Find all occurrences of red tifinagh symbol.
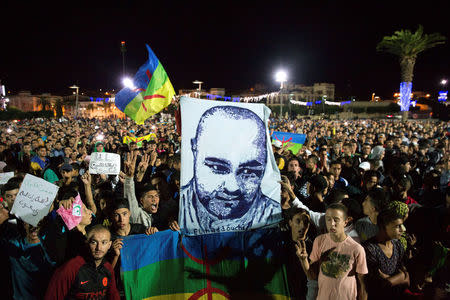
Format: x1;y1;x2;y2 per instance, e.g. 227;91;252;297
274;135;293;146
136;68;166;112
180;240;231;300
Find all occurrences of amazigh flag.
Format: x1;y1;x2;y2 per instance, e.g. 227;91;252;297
115;44;176;124
271;131;306;155
121;229;291;299
123;133;157;147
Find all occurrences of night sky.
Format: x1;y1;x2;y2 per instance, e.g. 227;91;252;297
1;1;449;100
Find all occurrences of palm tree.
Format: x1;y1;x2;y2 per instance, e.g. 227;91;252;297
55;98;63;118
38;97;51;111
377;25;446;121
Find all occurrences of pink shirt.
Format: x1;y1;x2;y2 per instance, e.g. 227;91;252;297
310;233;368;300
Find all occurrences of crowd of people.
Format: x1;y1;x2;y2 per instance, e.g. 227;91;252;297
0;114;449;300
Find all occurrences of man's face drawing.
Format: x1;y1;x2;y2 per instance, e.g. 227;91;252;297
192;107;267;220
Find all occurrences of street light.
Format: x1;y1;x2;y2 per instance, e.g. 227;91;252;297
193;80;203;93
70;85;79;119
275;70;287;120
122;77;135;89
441;79;447;86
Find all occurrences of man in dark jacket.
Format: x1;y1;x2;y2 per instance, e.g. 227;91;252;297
45;224;120;300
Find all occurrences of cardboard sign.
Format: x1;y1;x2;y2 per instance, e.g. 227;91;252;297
10;174;59;227
89;152;121;175
0;172;14;185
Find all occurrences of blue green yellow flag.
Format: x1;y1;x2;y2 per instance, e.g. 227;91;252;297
121;229;291;299
115;44;175;124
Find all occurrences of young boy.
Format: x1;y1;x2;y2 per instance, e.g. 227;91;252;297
296;203;368;300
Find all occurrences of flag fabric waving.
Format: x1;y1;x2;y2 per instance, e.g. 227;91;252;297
115;44;176;124
123;133;157;147
271;131;306;155
120;229;291;299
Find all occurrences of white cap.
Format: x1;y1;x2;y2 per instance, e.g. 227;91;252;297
273;140;282;148
359;161;371;171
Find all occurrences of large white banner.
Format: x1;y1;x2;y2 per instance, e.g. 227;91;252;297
179;97;281;235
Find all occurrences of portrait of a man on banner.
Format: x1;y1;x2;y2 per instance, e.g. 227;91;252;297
179;97;281;235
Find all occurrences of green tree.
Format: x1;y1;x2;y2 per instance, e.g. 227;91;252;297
377;25;446;121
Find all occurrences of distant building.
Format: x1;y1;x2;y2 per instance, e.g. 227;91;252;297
7;91;124;118
8;91;62;111
266;83;335;105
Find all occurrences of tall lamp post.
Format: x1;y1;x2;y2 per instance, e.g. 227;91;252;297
70;85;79;119
275;71;287;120
193;80;203;98
121;41;126;77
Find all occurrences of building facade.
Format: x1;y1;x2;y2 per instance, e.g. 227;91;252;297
266;83;335;105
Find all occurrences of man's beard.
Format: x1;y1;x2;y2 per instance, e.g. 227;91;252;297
198;190;254;220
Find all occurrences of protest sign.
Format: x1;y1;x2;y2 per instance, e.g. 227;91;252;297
89;152;121;175
56;194;83;230
0;172;14;185
179;97;281;236
10;174;59;227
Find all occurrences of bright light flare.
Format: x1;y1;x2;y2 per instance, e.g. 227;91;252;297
123;78;135;89
441;79;448;85
7;128;12;133
275;70;287;83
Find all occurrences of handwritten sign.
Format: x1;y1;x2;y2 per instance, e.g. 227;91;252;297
10;174;59;227
89;152;121;175
0;172;14;185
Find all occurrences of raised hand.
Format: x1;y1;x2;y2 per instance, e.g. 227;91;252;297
124;151;137;178
137;154;150;174
59;197;75;210
81;171;92;185
112;238;124;257
295;240;308;261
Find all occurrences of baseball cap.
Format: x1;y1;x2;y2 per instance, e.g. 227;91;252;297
273;140;282;148
358;161;371;171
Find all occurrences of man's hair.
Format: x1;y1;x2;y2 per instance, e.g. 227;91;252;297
138;184;158;200
330;160;342;167
377;208;403;231
363;170;379;181
2;181;20;194
326;188;348;205
326;202;348;218
86;224;111;241
309;174;328;193
287;206;310;221
110;197;130;212
366;187;387;212
71;162;80;171
37;145;46;151
307;155;319;165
